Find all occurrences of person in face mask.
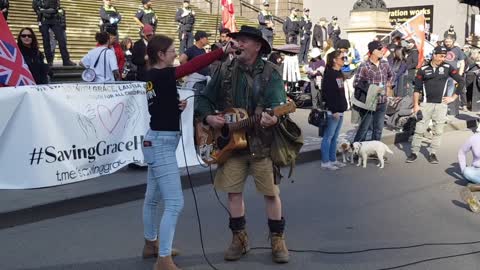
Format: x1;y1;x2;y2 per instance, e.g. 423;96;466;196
404;39;418;96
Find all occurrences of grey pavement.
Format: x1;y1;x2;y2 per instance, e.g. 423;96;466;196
1;130;480;270
0;109;478;229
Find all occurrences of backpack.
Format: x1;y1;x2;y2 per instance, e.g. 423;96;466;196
270;115;303;180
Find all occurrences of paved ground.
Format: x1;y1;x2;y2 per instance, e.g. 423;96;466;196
2;130;480;270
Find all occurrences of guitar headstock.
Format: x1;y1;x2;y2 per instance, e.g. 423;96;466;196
271;101;296;117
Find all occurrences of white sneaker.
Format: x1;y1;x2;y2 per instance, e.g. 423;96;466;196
321;162;339;170
332;161;347;168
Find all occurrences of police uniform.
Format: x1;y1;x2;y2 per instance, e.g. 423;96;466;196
258;3;274;47
32;0;74;66
409;46;465;161
283;13;300;45
100;3;121;35
135;4;157;33
298;11;312;64
175;4;195;54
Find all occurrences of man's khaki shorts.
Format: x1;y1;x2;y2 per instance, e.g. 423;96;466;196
214;153;279;196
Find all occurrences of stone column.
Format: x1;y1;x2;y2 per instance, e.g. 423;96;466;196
345;9;393;57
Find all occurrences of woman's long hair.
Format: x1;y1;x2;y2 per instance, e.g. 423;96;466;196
120;37;133;52
147;34;174;67
17;27;39;51
326;50;343;69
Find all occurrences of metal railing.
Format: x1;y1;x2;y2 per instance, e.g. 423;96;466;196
203;0;213;14
238;0;285;24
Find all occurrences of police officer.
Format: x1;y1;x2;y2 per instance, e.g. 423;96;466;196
0;0;9;21
283;7;300;45
258;1;274;47
32;0;75;66
99;0;121;35
175;0;195;54
298;7;312;65
134;0;157;34
328;16;341;47
406;46;465;164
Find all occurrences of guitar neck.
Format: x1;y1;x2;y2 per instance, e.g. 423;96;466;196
228;115;260;132
226;103;295;132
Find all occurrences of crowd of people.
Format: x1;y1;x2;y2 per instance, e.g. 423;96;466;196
7;1;480;269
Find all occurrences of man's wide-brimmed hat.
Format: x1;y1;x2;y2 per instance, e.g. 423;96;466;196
228;25;272;54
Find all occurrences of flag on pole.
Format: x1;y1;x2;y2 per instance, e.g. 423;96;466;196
0;13;36;87
397;13;426;68
221;0;237;32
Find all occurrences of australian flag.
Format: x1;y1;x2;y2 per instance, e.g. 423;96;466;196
0;14;36;87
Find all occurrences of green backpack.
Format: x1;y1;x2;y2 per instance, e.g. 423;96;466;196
271;115;304;181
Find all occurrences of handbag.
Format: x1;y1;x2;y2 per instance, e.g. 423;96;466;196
82;48;108;82
308;108;327;128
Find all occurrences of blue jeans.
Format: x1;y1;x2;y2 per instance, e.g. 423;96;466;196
142;129;184;257
354;102;387;142
464;167;480;184
321;114;343;162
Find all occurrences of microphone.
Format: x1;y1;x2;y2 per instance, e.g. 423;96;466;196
228;41;242;55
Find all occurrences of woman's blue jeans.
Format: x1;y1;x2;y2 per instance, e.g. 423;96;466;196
321;114;343;162
142;130;184;257
464;167;480;184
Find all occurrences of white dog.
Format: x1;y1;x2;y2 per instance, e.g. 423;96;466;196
352;141;393;169
336;139;353;163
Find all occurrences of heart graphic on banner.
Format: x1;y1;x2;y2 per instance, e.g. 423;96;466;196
97;103;124;134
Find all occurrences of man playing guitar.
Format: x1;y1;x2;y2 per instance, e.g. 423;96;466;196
195;25;290;264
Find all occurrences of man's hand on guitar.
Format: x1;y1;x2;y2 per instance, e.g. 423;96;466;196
206;114;225;129
260;112;278;128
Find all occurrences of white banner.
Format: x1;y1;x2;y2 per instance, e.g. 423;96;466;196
0;83;199;189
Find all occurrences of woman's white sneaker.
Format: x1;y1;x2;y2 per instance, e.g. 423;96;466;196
332;161;347;168
321;162;339;170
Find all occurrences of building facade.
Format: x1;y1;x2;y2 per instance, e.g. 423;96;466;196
303;0;479;46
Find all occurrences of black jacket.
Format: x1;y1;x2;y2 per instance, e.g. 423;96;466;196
321;68;348;113
175;8;195;32
406;48;419;70
312;24;328;48
283;16;300;35
19;46;49;84
414;62;465;103
132;39;147;82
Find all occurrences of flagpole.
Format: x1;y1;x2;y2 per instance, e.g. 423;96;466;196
380;12;424;42
215;0;221;42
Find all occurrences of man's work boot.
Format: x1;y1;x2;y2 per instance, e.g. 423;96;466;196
270;232;289;263
153;255;181;270
224;229;250;261
268;217;289;263
142;239;180;259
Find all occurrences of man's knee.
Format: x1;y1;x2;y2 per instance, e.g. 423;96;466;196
228;192;243;202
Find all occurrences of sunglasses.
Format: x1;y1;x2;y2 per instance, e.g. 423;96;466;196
20;34;32;38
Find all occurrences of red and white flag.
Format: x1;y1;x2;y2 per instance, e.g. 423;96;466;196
397;13;426;68
222;0;237;32
0;13;36;87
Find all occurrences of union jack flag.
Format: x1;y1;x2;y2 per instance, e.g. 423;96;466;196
397;13;426;69
0;14;36;87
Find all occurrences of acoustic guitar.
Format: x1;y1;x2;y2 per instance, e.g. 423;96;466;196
195;102;296;165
